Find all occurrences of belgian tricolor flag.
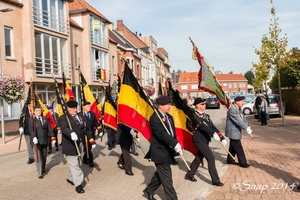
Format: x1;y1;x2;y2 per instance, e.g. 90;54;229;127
117;63;154;142
62;72;75;102
168;82;198;155
53;77;68;116
79;70;101;121
103;88;117;131
35;93;57;130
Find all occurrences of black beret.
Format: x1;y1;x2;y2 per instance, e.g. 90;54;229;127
66;100;78;108
83;101;91;106
156;95;171;105
193;97;206;106
234;96;245;101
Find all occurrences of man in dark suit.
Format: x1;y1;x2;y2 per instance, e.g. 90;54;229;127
82;101;99;167
19;102;35;164
185;97;225;186
59;100;96;194
254;92;262;122
117;124;135;176
143;95;182;200
28;105;55;179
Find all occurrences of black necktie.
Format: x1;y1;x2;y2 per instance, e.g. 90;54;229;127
86;112;90;119
39;117;43;125
165;115;174;137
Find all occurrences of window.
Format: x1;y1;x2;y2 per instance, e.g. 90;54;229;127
191;84;198;89
74;44;79;70
33;0;67;33
4;27;13;58
233;83;237;88
35;32;68;77
181;85;188;90
229;83;232;88
239;83;245;88
223;83;227;88
92;48;107;81
90;15;107;48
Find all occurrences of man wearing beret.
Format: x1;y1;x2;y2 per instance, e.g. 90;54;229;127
185;97;225;186
59;100;96;194
82;101;99;167
225;96;252;168
143;95;182;200
46;104;60;154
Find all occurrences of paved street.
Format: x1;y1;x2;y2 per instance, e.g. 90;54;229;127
0;107;299;200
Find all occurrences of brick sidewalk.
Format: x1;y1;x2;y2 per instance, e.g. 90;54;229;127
0;113;299;199
207;115;300;200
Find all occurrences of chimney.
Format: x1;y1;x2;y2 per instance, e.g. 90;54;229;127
135;31;137;36
139;33;141;36
117;20;123;32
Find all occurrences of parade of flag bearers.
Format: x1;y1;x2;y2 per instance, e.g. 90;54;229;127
1;0;300;199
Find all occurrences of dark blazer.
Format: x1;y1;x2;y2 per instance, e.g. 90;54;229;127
84;111;99;138
192;112;219;143
28;116;54;145
59;112;93;156
145;112;178;164
117;124;133;146
19;110;31;136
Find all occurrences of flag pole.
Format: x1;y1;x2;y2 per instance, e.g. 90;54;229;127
121;59;191;171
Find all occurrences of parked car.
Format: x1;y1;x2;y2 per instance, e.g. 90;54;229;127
206;96;220;109
241;95;256;115
253;94;286;118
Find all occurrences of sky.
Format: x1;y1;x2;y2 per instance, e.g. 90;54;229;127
87;0;300;75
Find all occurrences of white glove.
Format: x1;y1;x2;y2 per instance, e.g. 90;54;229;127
92;144;96;149
174;143;182;155
70;132;78;141
19;127;24;135
136;138;140;142
213;132;220;141
57;129;61;134
99;131;103;137
130;129;135;136
246;126;252;134
51;140;56;146
33;137;38;144
222;139;227;146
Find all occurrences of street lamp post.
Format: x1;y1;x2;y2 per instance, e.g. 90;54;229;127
0;6;13;144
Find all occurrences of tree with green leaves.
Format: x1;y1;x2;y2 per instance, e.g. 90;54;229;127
253;0;288;125
286;47;300;86
244;70;255;85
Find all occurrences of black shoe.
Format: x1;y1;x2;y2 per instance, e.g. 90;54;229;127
143;189;156;200
125;171;134;176
66;179;74;185
134;152;139;156
185;174;197;182
118;164;125;170
59;143;62;146
38;175;44;179
226;160;239;165
56;147;59;151
108;146;112;150
75;185;85;194
27;159;34;164
240;163;251;168
212;181;224;186
89;163;95;168
48;150;52;154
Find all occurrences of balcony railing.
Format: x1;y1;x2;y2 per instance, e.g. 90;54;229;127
32;6;69;34
35;57;70;78
92;67;109;82
90;31;108;48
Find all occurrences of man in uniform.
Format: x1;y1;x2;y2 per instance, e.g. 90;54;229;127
82;101;99;167
28;105;55;179
254;92;262;122
225;96;252;168
143;95;182;200
47;104;60;153
59;100;96;194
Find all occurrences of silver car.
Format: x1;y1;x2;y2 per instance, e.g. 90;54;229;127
241;94;256;115
253;94;286;118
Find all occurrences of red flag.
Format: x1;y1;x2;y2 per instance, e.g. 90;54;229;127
35;94;56;130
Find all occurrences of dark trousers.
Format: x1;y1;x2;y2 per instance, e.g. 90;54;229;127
106;128;116;147
145;163;178;200
48;130;58;151
187;142;220;183
34;144;47;176
83;142;93;164
227;139;247;165
117;145;132;173
260;113;267;125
